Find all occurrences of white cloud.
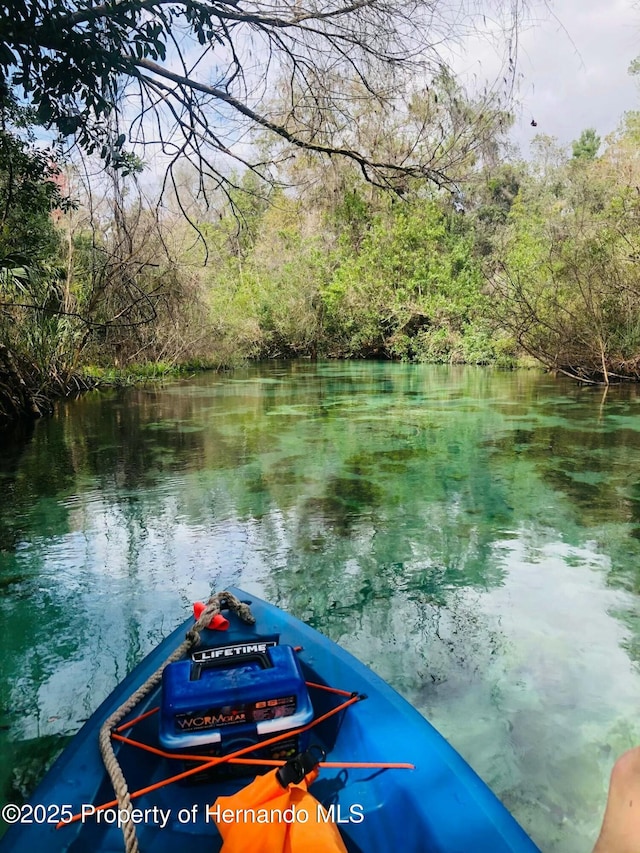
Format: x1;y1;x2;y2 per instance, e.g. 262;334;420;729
512;0;639;152
449;0;638;156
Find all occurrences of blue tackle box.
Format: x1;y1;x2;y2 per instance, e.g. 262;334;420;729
159;640;314;771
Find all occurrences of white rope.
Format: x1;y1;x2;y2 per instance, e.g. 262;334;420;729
97;592;255;852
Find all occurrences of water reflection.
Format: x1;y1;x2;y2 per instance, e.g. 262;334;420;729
2;363;640;850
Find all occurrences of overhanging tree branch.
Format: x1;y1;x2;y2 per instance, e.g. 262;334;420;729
134;57;453;189
1;0;528;203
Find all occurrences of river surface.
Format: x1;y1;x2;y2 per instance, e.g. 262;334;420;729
2;362;640;851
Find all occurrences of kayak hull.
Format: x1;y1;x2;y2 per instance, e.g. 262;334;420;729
0;589;540;852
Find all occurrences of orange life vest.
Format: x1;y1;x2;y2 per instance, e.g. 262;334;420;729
211;767;348;853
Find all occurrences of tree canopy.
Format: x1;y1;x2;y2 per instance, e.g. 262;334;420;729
571;128;600;160
0;0;525;197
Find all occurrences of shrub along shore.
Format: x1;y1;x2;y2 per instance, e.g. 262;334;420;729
4;112;640;426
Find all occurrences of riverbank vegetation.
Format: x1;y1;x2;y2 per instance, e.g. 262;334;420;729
2;0;640;422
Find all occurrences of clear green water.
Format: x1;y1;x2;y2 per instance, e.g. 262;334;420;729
2;361;640;851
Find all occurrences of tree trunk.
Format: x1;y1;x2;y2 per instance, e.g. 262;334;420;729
0;345;45;424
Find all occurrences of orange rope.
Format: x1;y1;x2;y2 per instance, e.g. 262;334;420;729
114;706;159;733
305;681;354;697
111;733;208;762
224;759;415;769
110;735;414;770
59;694;361;828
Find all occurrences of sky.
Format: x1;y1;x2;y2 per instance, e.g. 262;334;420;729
502;0;639;154
104;0;640;189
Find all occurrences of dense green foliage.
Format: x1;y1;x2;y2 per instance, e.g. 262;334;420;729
5;50;640;422
571;128;600;160
492;128;640;382
185;107;640;383
198;181;516;366
0;100;74;419
319;203;493;362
